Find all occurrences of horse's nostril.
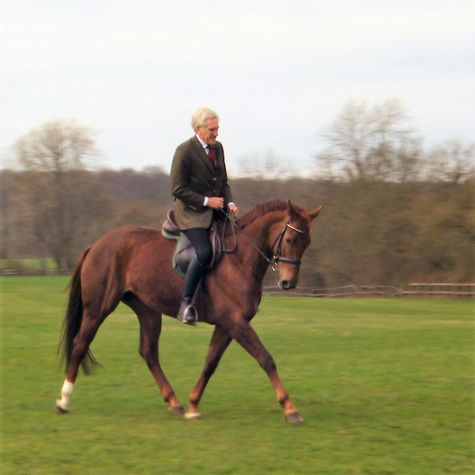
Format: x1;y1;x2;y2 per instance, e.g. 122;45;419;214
281;280;290;289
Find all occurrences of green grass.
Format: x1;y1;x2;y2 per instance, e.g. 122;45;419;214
0;258;57;271
1;276;474;474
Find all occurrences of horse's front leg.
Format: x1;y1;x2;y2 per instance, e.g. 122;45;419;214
230;321;304;424
185;325;231;420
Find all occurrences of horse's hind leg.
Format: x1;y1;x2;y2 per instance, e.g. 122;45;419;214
126;295;184;414
56;310;104;413
56;269;122;414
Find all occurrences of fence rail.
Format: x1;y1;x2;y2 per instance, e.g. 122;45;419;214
1;268;473;298
263;283;475;298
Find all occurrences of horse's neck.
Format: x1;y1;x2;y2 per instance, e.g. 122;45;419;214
232;211;283;279
240;212;280;248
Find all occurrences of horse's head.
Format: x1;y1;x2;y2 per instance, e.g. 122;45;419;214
271;200;323;290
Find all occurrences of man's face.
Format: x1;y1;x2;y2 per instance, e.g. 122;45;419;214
196;118;219;145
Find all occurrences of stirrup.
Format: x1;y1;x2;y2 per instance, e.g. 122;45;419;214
177;302;198;326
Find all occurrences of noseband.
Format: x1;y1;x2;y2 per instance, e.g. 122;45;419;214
270;219;306;272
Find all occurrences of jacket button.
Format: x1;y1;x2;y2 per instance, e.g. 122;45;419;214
213;177;217;181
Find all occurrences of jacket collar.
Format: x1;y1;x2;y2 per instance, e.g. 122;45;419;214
191;136;220;173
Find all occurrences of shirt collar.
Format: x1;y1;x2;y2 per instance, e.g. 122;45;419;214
195;134;208;150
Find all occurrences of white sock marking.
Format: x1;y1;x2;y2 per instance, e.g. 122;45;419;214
56;379;74;411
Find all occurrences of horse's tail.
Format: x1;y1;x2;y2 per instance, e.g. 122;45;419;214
59;247;99;374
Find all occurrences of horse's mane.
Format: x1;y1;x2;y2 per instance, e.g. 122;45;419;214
219;199;308;237
236;199;286;229
230;199;305;230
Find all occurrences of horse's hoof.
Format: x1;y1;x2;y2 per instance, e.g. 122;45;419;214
285;412;304;424
55;401;69;414
184;411;201;420
169;406;185;415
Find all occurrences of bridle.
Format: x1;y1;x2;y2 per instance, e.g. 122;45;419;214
269;219;306;271
220;210;307;273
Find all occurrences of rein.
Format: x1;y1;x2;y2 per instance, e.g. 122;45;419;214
219;209;305;272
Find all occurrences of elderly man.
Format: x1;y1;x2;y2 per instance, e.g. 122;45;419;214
170;107;239;325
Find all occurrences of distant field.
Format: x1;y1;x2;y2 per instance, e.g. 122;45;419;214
0;258;57;271
1;276;473;474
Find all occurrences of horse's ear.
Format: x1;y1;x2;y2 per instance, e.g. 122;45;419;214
309;205;324;220
287;200;298;217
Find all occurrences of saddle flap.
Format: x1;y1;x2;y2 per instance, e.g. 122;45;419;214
175;223;223;277
161;209;181;238
161;210;225;278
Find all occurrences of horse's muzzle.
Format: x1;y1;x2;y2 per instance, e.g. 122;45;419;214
279;279;295;290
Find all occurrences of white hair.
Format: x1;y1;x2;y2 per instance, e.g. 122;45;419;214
191;107;220;130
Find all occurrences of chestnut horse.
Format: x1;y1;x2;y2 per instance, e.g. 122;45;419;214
56;199;322;423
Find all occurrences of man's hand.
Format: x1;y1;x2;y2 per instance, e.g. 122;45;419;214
228;203;239;216
208;197;224;209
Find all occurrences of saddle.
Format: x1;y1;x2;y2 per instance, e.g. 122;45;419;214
161;210;224;278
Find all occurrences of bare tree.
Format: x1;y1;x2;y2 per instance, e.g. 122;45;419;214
15;119;102;270
316;99;422;182
424;140;475;183
16;119;98;172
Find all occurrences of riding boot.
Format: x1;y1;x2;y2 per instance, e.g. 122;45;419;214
178;257;206;325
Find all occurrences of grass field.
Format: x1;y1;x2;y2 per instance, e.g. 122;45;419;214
0;258;58;272
1;276;473;474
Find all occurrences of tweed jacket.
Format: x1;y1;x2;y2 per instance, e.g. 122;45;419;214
170;136;234;230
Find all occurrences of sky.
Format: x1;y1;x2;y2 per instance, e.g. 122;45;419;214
1;0;474;176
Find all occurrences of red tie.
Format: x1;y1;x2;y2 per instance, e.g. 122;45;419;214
207;146;217;165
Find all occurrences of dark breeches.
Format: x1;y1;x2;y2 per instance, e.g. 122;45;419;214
183;227;212;267
182;227;212;302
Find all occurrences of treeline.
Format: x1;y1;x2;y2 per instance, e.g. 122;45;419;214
2;100;473;286
1;168;473;287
